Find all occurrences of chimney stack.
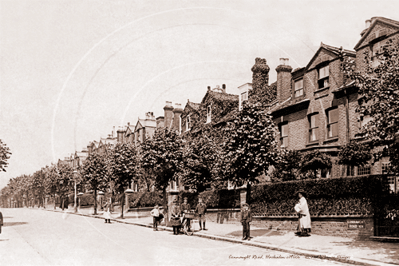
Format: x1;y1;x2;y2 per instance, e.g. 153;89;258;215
163;101;174;129
207;86;211;91
222;84;226;93
173;103;183;133
365;19;371;29
117;126;125;143
276;58;293;103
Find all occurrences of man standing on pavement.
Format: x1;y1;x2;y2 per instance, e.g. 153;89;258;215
0;210;3;234
195;198;207;230
241;203;252;240
181;197;191;231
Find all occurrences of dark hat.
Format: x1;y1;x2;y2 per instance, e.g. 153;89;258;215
172;198;178;203
183;197;188;200
296;190;306;197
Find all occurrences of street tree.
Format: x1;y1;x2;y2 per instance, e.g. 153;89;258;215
344;38;399;173
141;127;184;211
182;125;224;192
0;139;11;172
54;162;74;210
222;101;281;200
108;142;139;218
82;152;108;215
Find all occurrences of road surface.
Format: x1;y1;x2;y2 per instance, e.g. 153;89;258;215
0;208;350;266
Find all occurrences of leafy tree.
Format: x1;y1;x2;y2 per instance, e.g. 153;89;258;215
222;101;281;200
300;150;332;179
141;127;184;210
54;162;74;210
108;142;139;218
182;126;223;192
82;152;108;215
0;139;11;172
270;149;303;182
344;38;399;173
338;142;372;167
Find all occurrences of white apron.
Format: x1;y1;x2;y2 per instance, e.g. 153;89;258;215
294;197;311;229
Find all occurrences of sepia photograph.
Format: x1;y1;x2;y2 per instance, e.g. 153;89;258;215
1;0;399;265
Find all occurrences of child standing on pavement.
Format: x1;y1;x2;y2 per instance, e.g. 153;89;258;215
150;205;160;231
241;203;252;241
103;201;111;224
195;198;207;230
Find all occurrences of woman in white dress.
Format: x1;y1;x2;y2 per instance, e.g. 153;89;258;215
294;191;311;236
103;201;112;223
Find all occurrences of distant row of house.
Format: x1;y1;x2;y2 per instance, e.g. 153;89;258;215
61;16;399;193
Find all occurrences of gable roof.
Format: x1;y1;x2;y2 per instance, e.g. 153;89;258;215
354;17;399;50
305;43;355;70
201;90;239;104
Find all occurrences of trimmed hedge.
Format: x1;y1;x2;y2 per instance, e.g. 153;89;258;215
250;175;389;201
250;175;389;216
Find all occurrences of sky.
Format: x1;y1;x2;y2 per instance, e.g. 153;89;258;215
1;0;398;189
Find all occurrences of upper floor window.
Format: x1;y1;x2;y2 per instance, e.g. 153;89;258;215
241;91;248;102
279;123;288;147
294;79;304;97
318;65;329;90
206;105;211;123
186;115;191;131
309;113;319;142
327;108;338;138
341;165;355;177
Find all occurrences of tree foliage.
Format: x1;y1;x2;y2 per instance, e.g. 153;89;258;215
141;127;184;190
300;150;332;178
344;38;399;172
0;139;11;172
82;152;108;214
338;142;372;166
270;149;303;182
222;101;280;187
182;126;223;192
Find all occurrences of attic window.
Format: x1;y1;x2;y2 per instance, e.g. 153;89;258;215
186;115;191;131
294;79;303;97
318;65;329;90
206;105;211;123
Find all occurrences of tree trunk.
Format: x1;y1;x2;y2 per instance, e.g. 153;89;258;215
61;197;65;211
120;192;125;219
246;182;252;204
93;189;97;215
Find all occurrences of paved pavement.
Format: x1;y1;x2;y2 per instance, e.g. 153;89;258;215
57;204;399;266
0;208;348;266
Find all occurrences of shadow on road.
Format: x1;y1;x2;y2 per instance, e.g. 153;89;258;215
3;222;28;227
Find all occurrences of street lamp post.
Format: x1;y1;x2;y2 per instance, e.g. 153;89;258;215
73;170;78;213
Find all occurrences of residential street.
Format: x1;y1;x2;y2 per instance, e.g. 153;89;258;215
0;208;350;266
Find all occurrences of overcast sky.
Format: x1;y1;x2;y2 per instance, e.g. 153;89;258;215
1;0;398;189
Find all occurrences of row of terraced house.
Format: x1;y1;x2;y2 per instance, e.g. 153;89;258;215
62;16;399;196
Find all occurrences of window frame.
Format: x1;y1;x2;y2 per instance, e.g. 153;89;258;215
358;164;371;176
279;122;289;147
326;107;339;139
308;113;319;142
186;115;191;131
318;65;330;90
206;105;212;123
294;79;304;98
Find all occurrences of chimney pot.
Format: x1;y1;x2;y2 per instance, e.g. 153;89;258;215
207;86;211;90
222;84;226;89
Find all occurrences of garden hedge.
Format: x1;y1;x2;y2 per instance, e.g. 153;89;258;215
250;175;390;216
